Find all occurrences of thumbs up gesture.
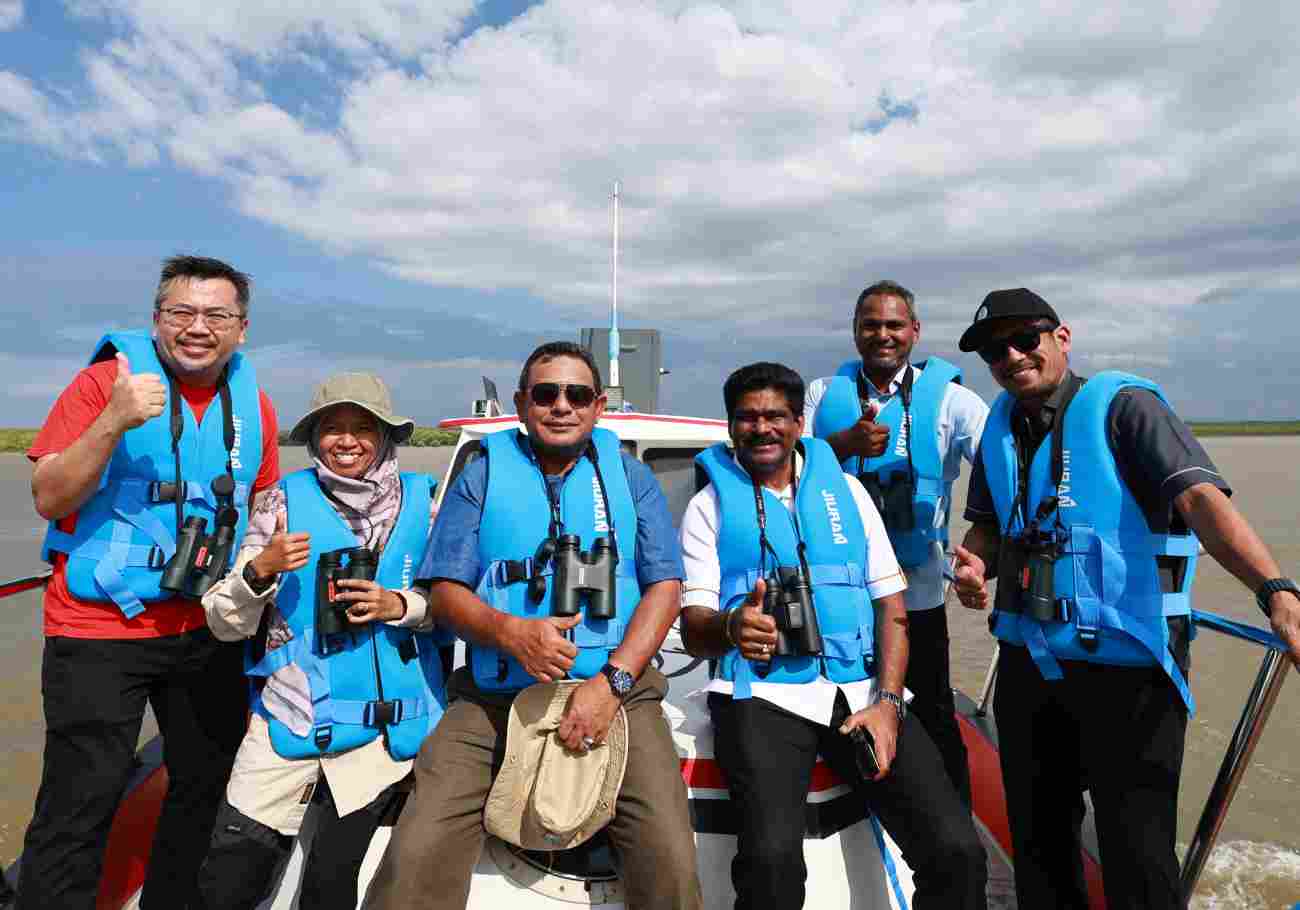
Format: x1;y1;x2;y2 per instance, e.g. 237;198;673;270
730;576;779;662
108;352;167;431
951;545;990;611
249;510;312;578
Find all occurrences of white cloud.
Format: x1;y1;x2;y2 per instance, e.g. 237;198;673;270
0;1;21;30
5;0;1300;388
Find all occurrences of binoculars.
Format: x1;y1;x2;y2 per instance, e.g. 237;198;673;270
994;524;1063;623
549;534;618;621
763;565;824;657
858;470;916;534
315;546;379;649
160;506;239;599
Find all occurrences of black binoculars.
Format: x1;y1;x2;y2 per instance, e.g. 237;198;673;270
858;470;916;533
763;565;824;657
549;534;617;621
159;506;239;599
994;527;1063;623
315;546;378;650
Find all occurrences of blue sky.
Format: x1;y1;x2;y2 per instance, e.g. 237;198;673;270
3;0;1299;427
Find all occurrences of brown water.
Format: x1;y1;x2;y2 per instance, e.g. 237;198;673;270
2;442;1298;907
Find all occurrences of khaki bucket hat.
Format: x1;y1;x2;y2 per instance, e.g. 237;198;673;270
288;372;416;445
484;680;629;851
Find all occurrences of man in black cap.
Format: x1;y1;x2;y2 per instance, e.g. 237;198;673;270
949;288;1300;909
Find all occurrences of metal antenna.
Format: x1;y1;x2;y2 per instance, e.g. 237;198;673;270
609;180;621;389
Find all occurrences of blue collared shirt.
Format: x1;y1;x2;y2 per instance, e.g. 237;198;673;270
417;441;684;590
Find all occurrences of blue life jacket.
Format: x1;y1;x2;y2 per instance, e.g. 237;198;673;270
982;372;1198;712
695;437;875;699
42;330;262;618
247;469;447;761
812;358;961;567
472;427;640;692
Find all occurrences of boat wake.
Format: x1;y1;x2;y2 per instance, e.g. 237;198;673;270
1187;839;1300;909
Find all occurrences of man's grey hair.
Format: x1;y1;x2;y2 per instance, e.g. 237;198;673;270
854;280;917;323
153;255;252;315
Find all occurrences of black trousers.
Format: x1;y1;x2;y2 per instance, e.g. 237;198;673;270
708;692;987;910
993;643;1189;910
194;777;403;910
903;606;971;805
15;630;247;910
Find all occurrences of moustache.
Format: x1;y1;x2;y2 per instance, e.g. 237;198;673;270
744;436;782;448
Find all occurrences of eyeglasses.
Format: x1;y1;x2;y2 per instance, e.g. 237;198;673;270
978;322;1056;364
157;307;245;331
529;382;597;408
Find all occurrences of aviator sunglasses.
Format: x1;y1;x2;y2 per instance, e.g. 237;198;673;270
977;321;1057;365
529;382;597;408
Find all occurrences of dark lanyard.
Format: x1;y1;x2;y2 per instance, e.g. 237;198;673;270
158;350;237;538
856;365;916;480
750;454;806;574
534;438;620;564
1005;378;1079;537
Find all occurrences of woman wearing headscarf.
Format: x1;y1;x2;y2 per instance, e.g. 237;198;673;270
194;373;446;910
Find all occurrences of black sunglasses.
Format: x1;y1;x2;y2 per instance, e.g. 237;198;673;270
529;382;597;408
978;321;1057;365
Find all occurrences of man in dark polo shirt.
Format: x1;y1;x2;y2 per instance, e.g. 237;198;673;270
949;288;1300;910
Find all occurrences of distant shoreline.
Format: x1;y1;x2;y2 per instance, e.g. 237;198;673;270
4;422;1299;453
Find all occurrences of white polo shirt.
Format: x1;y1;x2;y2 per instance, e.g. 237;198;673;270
804;361;988;612
680;451;908;727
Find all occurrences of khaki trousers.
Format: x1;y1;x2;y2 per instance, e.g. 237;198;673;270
364;666;703;910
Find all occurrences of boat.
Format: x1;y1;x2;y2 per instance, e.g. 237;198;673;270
3;404;1293;910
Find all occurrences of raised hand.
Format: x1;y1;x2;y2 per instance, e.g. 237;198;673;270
504;612;582;683
855;413;891;459
249;511;311;578
730;577;779;662
951;544;989;611
108;352;166;431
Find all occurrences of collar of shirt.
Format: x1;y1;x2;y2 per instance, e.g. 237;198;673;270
1013;369;1082;453
730;447;803;506
857;362;911;400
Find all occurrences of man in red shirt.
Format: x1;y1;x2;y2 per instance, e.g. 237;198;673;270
18;256;280;910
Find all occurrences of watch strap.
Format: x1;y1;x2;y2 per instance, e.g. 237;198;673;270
877;690;906;722
1255;577;1300;618
600;662;635;697
243;561;275;594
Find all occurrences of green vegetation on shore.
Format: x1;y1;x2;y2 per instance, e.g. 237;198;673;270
0;429;37;453
1186;421;1300;437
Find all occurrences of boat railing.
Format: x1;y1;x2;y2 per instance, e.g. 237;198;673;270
973;605;1294;902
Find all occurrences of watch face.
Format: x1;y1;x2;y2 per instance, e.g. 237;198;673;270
604;665;634;695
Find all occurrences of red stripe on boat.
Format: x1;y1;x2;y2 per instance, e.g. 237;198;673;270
96;766;167;910
680;757;843;793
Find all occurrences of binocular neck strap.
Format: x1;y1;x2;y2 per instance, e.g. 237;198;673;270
155;346;239;539
856;365;917;479
585;443;621;565
749;457;805;576
1008;376;1081;536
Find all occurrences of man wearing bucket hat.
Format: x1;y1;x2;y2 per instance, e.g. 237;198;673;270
950;289;1300;909
20;255;279;910
193;372;448;910
365;341;702;910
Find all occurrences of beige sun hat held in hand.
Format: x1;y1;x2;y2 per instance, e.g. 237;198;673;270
484;680;629;851
287;372;416;444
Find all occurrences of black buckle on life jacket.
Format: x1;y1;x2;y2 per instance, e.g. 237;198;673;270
496;656;509;682
148;481;179;503
501;560;531;585
365;700;402;727
1077;622;1100;653
147;545;167;569
314;725;333;751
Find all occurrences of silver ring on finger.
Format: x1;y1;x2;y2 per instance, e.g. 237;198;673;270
582;736;595;749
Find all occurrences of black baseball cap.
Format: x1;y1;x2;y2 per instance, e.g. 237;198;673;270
958;288;1061;353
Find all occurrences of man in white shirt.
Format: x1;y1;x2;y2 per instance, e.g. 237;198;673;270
679;362;986;910
806;280;988;805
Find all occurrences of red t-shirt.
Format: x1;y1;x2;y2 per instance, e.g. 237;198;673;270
28;359;281;639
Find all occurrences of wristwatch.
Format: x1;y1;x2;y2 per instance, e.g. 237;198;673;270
600;663;636;699
1255;577;1300;618
243;561;276;594
877;690;906;723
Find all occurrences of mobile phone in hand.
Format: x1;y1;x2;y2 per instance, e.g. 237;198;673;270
849;726;880;779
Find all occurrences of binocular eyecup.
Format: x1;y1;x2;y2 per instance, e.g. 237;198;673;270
762;564;823;657
315;546;379;651
550;534;617;621
159;505;239;599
